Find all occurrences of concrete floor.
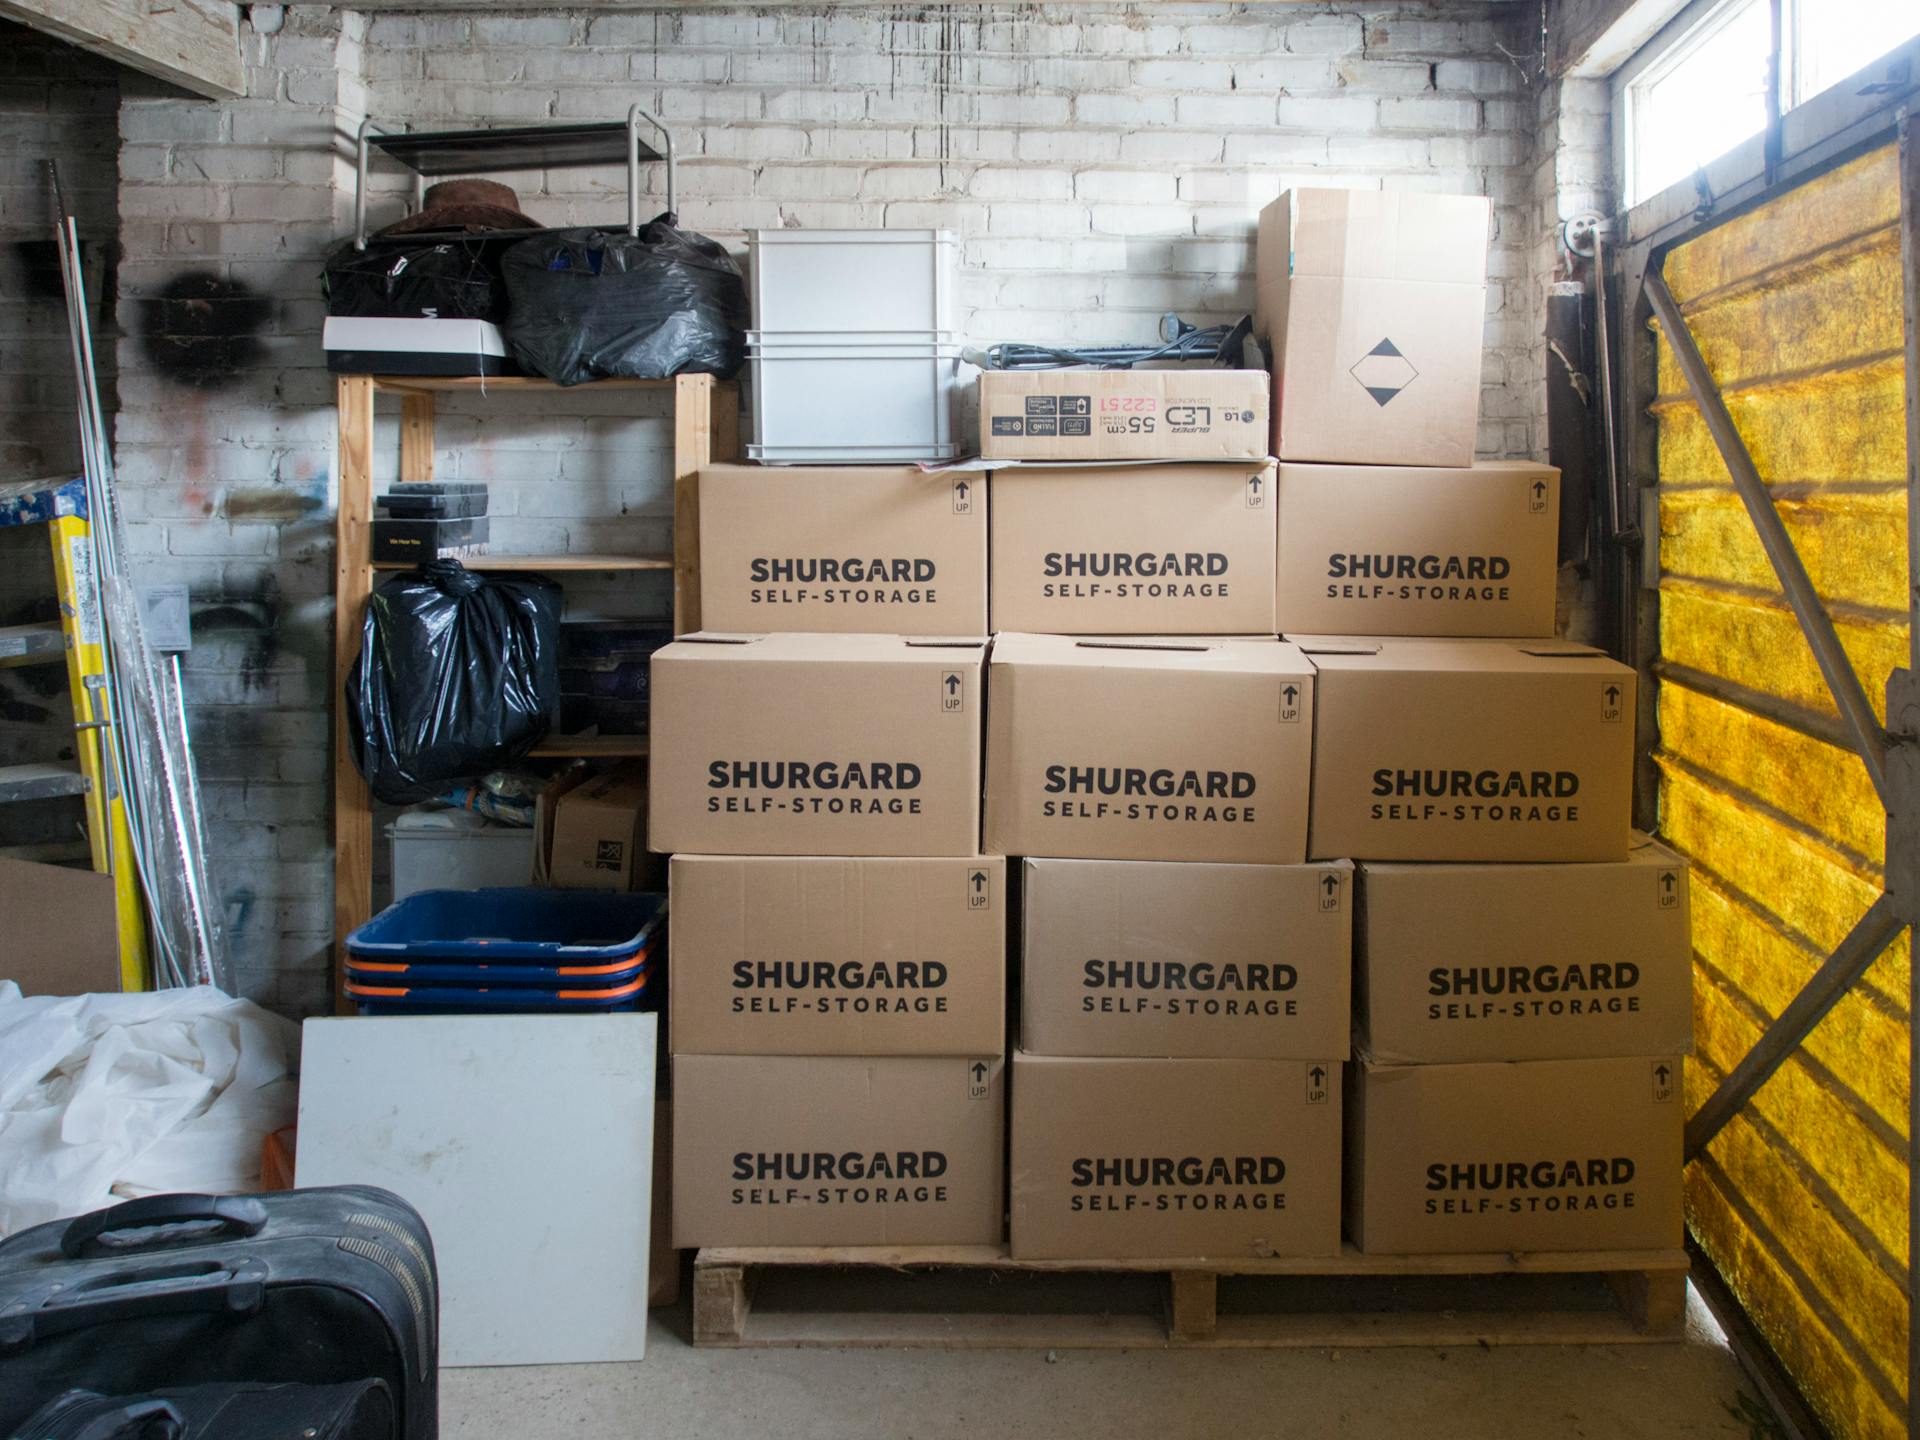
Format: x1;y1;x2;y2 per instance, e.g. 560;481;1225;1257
442;1286;1761;1439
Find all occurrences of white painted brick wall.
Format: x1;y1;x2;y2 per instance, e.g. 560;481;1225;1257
111;1;1558;1015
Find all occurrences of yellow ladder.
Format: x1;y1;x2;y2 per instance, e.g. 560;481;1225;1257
0;477;150;990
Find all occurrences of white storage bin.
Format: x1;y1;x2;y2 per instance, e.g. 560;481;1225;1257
749;229;958;336
389;808;537;901
747;333;963;464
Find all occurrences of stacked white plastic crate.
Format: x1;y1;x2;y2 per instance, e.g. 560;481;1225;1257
746;229;964;464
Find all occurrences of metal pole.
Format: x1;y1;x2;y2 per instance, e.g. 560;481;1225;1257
1644;266;1894;803
1684;892;1905;1161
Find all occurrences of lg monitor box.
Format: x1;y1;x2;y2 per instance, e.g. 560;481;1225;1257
1021;858;1350;1059
1010;1051;1342;1260
979;369;1269;462
1346;1055;1684;1254
1298;637;1634;863
649;633;985;858
1275;462;1559;637
673;1053;1005;1248
984;634;1314;864
697;465;987;636
1358;838;1693;1064
669;854;1006;1057
989;462;1278;635
1255;189;1490;468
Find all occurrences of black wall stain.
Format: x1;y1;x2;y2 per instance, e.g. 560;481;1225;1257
138;272;269;390
191;572;283;689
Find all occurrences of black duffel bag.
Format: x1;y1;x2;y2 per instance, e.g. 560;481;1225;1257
324;235;509;321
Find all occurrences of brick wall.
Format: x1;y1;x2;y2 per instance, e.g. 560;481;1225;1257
113;2;1552;1014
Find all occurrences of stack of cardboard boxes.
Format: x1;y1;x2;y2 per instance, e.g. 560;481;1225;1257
650;187;1691;1264
1258;188;1691;1257
653;472;1006;1247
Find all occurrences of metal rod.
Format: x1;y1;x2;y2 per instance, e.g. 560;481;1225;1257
627;104;675;231
1645;266;1893;803
1592;228;1624;543
1684;892;1905;1161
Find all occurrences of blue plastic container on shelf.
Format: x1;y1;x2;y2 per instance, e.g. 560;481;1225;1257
342;886;665;1016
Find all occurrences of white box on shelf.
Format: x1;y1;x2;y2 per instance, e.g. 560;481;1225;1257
747;332;964;464
748;228;958;335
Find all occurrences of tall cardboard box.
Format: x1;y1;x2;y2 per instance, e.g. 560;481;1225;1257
1255;189;1490;468
649;633;985;858
670;854;1006;1056
990;462;1278;635
1358;838;1693;1064
979;370;1268;462
1275;461;1559;637
1299;636;1634;863
697;465;987;636
1021;858;1350;1059
1346;1056;1684;1254
984;634;1314;864
1010;1051;1343;1260
546;764;653;891
672;1053;1005;1247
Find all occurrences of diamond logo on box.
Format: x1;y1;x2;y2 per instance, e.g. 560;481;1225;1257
1350;337;1419;407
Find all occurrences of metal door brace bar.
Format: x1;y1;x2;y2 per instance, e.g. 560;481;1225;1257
1644;267;1893;804
1684;891;1903;1161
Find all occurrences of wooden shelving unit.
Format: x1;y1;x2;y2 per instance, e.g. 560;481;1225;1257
330;370;738;997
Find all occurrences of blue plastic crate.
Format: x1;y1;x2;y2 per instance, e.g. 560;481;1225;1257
346;966;651;1015
345;886;665;965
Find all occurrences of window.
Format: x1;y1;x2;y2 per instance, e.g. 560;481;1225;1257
1617;0;1920;207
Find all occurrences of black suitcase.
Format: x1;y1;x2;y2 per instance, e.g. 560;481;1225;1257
12;1380;393;1440
0;1190;437;1440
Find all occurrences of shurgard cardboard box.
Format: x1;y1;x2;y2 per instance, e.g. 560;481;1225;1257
984;634;1314;864
697;465;987;636
547;763;653;891
1010;1051;1342;1260
649;633;985;858
669;854;1006;1057
1347;1055;1684;1254
1255;189;1491;468
1275;461;1559;637
1358;837;1693;1064
989;462;1278;635
979;370;1269;462
1298;637;1634;863
1021;858;1351;1059
672;1053;1005;1247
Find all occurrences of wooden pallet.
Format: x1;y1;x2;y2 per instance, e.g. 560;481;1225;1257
692;1243;1690;1350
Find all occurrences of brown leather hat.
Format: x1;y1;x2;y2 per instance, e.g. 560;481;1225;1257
378;178;541;236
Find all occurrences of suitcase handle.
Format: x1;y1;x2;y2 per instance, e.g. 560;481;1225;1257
60;1194;269;1259
0;1259;269;1349
67;1398;186;1440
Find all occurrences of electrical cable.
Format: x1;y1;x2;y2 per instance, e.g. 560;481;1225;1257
969;313;1254;371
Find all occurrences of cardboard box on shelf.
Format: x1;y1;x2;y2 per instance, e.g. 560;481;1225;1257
1009;1050;1342;1261
1358;837;1693;1064
1346;1055;1684;1255
697;465;988;636
1275;461;1560;638
989;462;1278;635
669;854;1006;1057
546;763;658;891
1255;189;1491;468
1021;857;1351;1059
978;369;1269;462
672;1053;1005;1248
649;633;985;858
1298;636;1634;863
984;633;1314;865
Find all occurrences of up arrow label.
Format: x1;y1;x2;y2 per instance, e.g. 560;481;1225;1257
1657;870;1680;909
971;1061;987;1082
1529;477;1549;513
1319;871;1340;911
1280;681;1302;724
940;671;964;713
967;868;990;909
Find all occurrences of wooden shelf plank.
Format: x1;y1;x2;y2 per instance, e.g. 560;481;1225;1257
372;553;672;572
370;375;678;394
528;735;650;759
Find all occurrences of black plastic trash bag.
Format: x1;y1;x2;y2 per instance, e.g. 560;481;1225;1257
323;236;510;321
347;560;562;805
501;217;748;386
